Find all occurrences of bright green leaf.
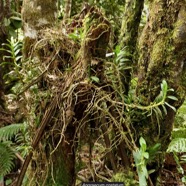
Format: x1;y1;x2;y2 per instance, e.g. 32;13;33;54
167;95;178;101
165;102;176;112
90;76;100;83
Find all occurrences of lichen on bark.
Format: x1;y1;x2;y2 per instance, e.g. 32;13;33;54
21;0;58;58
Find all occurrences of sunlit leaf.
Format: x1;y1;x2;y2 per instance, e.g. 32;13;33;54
90;76;100;83
165;102;176;112
167;95;178;101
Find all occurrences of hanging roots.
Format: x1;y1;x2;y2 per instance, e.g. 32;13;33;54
18;5;136;184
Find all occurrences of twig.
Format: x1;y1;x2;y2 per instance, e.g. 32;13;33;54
15;97;58;186
15;152;24;163
148;176;154;186
17;70;47;97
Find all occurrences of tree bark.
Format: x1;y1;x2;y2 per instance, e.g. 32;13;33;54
136;0;186;183
119;0;144;94
63;0;72;21
0;0;11;108
19;0;59;185
21;0;58;58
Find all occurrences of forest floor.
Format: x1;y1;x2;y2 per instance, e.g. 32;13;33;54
4;148;186;186
160;153;186;186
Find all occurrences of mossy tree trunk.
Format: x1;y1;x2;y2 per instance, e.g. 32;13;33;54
0;0;11;109
21;0;58;58
119;0;144;100
20;1;67;185
112;0;144;171
120;0;144;54
136;0;186;183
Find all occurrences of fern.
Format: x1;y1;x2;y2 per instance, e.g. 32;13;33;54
0;123;26;142
0;123;28;176
0;143;15;177
167;138;186;153
0;39;22;68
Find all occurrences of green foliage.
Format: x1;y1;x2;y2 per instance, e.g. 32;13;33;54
167;137;186;182
5;14;22;38
0;38;22;70
172;128;186;139
154;79;177;112
133;137;149;186
107;46;177;121
105;45;132;96
140;2;149;28
166;100;186;184
3;0;22;38
146;143;161;163
152;80;177;133
90;76;100;83
0;122;29;177
127;80;177;126
1;1;183;184
111;171;137;186
0;123;26;142
167;138;186;153
106;45;178;148
114;45;132;70
0;38;23;93
68;28;83;43
133;137;161;186
174;100;186;128
0;142;15;177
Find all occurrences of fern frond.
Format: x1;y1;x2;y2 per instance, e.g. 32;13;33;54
167;138;186;153
0;123;25;141
0;143;15;176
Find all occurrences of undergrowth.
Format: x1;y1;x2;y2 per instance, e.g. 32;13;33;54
0;7;184;186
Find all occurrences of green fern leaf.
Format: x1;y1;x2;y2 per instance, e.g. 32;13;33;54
167;138;186;152
0;123;26;142
0;143;15;176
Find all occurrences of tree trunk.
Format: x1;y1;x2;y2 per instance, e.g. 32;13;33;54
21;0;58;58
119;0;144;94
136;0;186;183
18;1;60;185
63;0;72;21
114;0;144;170
0;0;11;108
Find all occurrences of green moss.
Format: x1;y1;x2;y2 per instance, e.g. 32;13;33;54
149;37;167;71
173;7;186;45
